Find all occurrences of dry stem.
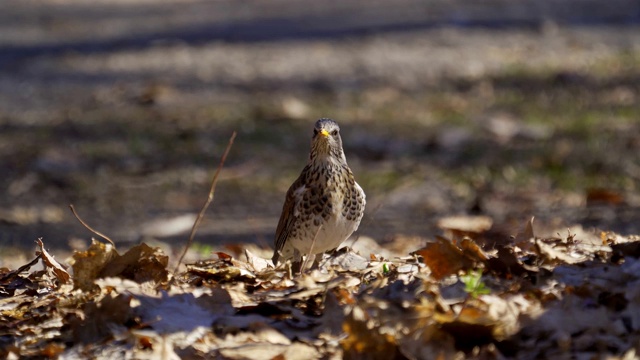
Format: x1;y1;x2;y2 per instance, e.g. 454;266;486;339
69;204;116;246
174;131;237;273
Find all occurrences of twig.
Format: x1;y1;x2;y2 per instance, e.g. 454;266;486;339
69;204;116;246
174;131;237;273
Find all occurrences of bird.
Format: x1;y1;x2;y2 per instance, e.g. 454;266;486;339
272;118;366;271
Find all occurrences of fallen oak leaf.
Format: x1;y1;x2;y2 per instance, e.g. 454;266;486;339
35;238;70;284
101;243;169;284
414;236;476;280
70;239;118;291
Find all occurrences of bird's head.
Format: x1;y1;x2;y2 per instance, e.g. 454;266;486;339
309;118;346;163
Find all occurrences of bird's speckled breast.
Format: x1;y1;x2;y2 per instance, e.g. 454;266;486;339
287;161;365;255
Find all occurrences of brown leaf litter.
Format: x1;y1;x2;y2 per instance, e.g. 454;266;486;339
1;218;640;359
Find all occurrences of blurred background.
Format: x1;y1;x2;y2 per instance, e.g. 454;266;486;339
1;0;639;267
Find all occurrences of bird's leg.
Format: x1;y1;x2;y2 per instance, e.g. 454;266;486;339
292;248;303;274
307;254;317;269
299;225;322;274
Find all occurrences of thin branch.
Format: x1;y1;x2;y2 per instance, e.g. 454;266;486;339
174;131;237;273
69;204;116;246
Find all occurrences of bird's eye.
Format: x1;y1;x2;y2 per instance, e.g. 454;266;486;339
313;129;319;135
331;129;338;136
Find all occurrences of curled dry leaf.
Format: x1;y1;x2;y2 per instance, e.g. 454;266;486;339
35;238;70;284
244;248;271;272
514;216;535;251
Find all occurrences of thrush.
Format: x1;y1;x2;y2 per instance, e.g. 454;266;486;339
272;118;366;269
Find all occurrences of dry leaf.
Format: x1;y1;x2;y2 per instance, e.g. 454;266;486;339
245;249;271;272
70;239;118;291
586;188;625;206
486;246;529;277
69;293;134;344
130;330;182;360
101;243;169;284
325;250;369;271
341;305;399;360
437;215;493;233
459;237;489;262
415;236;475;280
439;307;495;352
136;290;233;334
514;217;535;250
437;215;493;241
35;238;70;284
187;260;255;284
215;252;233;261
5;224;640;360
535;239;584;265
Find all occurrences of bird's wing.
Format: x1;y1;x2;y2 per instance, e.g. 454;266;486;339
353;181;366;230
272;168;309;263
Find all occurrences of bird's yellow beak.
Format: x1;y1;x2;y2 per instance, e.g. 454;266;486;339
320;129;330;137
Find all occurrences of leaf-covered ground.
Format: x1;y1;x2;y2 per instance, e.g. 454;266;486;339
2;216;640;359
2;1;640;263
